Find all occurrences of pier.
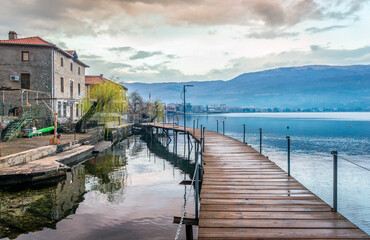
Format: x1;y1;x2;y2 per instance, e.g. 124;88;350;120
143;123;369;239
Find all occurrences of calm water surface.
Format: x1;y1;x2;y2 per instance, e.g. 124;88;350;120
1;112;369;239
0;135;196;240
179;112;370;234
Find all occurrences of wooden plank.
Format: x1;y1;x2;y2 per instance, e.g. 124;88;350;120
200;204;333;212
200;193;318;200
144;124;369;239
199;219;357;228
201;199;327;205
200;211;345;220
198;228;369;239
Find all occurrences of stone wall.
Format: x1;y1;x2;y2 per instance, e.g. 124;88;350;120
0;116;18;129
0;45;53;93
53;50;86;122
0;145;57;168
107;124;133;143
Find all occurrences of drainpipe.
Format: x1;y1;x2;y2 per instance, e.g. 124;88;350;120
52;48;55;114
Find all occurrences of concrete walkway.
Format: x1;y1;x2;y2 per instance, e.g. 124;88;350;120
1;133;92;157
0;145;94;187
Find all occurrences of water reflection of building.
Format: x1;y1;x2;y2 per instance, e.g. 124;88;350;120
0;165;86;239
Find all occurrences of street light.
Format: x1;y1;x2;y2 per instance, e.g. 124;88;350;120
183;85;193;132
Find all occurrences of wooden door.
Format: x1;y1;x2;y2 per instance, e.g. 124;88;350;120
21;73;30;89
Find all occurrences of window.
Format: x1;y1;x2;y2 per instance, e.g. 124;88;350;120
63;102;67;116
78;67;80;75
76;104;79;117
58;102;62;116
61;58;64;67
22;51;29;62
21;73;30;89
61;77;64;93
78;83;81;96
70;62;73;71
70;81;73;98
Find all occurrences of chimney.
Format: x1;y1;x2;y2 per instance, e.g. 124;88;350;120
100;74;103;79
8;31;17;40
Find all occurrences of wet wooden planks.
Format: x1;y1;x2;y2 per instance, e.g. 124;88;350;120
144;123;369;239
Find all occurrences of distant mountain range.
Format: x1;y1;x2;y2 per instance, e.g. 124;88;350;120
125;65;370;109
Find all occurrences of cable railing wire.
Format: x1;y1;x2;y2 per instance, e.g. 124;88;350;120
226;123;370;173
290;139;333;155
174;151;199;240
337;155;370;172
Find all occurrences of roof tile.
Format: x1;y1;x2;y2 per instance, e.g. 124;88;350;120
0;37;55;46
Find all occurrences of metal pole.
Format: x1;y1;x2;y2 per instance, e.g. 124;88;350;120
287;136;290;177
193;120;195;135
0;122;2;157
200;124;203;138
216;120;218;133
332;150;338;212
183;85;186;133
259;128;262;153
222;121;225;135
243;124;245;143
196;118;199;129
195;152;199;219
202;127;205;152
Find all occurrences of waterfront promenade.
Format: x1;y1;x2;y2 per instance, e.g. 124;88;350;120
144;123;369;239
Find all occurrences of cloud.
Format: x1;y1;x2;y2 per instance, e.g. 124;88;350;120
79;54;102;59
108;46;135;52
90;45;370;83
246;30;299;39
85;59;131;76
129;51;163;60
205;45;370;80
305;25;347;34
1;0;367;38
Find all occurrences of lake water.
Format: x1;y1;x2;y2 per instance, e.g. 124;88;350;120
1;112;369;239
0;135;196;240
178;112;370;234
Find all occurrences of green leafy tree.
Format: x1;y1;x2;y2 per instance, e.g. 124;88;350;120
76;81;127;133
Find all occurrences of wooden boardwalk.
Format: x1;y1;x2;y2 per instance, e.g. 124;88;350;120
144;123;369;239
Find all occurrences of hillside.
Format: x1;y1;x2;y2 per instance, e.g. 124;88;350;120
125;65;370;109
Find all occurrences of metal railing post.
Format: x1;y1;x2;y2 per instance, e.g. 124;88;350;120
196;118;199;129
259;128;262;153
222;121;225;135
193;120;195;135
216;120;219;133
200;124;203;138
332;150;338;212
202;127;205;152
195;151;199;219
243;124;245;143
286;136;290;177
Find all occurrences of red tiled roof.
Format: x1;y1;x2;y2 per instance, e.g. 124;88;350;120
0;36;55;46
85;76;128;90
85;76;106;85
65;50;75;56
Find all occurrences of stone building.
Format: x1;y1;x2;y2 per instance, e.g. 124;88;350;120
0;31;89;122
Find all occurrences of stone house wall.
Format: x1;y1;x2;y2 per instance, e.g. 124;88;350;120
0;45;87;123
0;45;53;106
53;50;86;122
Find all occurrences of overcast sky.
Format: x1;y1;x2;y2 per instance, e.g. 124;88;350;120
1;0;370;83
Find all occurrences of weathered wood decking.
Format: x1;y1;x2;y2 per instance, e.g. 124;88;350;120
144;123;369;239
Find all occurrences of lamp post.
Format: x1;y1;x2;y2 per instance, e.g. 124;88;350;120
183;85;193;158
183;85;193;132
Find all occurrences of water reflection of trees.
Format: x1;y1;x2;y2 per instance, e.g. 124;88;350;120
83;138;131;203
0;165;86;239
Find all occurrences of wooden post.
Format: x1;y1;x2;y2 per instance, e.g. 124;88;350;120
185;225;193;240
